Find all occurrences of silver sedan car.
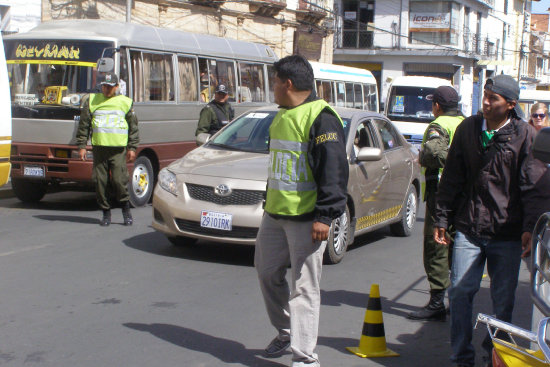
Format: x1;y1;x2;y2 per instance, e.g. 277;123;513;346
152;107;421;264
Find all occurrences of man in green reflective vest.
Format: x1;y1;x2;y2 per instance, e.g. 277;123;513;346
255;55;348;367
407;86;464;321
76;72;139;227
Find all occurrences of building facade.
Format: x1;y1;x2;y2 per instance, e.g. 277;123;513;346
40;0;335;63
0;0;41;34
333;0;537;115
528;12;550;90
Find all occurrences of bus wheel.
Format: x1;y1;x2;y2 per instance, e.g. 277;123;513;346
11;178;47;203
129;156;154;208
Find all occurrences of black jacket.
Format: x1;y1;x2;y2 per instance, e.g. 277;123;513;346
268;92;349;225
434;113;550;240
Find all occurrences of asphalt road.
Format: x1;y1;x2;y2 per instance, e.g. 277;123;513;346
0;190;533;367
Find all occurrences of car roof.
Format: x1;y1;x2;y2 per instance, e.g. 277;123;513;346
244;106;386;121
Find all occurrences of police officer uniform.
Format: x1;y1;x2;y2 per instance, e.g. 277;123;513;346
195;84;234;139
408;86;464;321
76;73;139;226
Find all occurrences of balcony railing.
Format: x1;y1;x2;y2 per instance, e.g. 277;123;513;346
296;0;328;23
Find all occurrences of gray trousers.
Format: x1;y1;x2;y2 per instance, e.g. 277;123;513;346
255;213;326;366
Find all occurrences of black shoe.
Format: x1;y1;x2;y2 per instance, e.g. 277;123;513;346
263;337;290;358
122;203;133;226
407;289;446;321
100;209;111;226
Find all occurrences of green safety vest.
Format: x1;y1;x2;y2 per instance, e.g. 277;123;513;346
420;114;464;198
89;94;133;147
265;99;343;216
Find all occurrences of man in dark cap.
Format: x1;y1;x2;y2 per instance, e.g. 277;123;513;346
195;83;235;144
433;74;550;366
408;85;464;321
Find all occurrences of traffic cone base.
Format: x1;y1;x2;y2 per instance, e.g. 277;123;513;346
347;284;400;358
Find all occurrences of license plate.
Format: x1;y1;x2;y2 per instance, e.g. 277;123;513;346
23;165;45;177
200;210;232;231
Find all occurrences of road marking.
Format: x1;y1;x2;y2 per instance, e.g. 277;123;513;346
0;243;54;257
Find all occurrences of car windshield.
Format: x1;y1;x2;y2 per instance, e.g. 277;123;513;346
209;110;352;153
387;86;435;123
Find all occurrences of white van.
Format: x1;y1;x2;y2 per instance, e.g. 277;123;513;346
0;33;12;187
384;76;452;149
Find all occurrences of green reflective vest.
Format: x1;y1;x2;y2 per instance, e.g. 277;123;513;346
420;114;464;198
264;99;343;216
89;94;133;147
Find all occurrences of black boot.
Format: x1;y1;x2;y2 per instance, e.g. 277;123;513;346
122;202;133;226
407;290;446;321
100;209;111;227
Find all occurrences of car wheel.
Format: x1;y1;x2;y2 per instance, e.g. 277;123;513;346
168;236;198;247
11;178;47;203
323;206;350;265
129;155;154;208
390;185;418;237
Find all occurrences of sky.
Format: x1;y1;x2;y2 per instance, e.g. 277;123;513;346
532;0;550;14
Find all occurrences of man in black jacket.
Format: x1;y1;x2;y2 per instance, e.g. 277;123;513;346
433;74;550;367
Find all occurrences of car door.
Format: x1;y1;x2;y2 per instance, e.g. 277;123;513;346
348;118;392;231
373;118;413;213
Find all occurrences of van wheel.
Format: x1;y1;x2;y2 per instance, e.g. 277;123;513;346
323;207;350;265
390;185;418;237
129;156;154;208
12;179;47;203
168;236;198;247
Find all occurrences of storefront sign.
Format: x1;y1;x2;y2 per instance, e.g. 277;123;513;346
410;12;450;32
293;29;323;61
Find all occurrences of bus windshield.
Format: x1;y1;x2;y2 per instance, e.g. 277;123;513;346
387;86;435;123
4;40;114;108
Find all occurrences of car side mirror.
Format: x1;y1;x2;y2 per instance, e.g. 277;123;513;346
356;147;382;162
533;127;550;163
195;133;211;146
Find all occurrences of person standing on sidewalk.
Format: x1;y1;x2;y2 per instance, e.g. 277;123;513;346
255;55;348;367
76;72;139;227
433;74;550;367
407;86;464;322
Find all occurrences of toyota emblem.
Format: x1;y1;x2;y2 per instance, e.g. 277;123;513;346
214;184;232;197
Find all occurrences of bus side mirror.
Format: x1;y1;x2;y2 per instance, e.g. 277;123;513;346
97;58;114;73
533;127;550;163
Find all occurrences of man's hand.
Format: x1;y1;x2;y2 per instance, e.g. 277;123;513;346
78;148;87;161
433;227;451;245
126;150;136;163
312;221;330;243
521;232;532;258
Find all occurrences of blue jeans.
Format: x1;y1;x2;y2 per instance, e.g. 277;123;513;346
449;231;522;366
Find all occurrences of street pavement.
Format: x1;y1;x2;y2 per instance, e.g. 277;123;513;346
0;190;533;367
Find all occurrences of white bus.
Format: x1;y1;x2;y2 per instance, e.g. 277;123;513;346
311;62;378;112
384;76;453;149
0;33;11;187
4;20;277;205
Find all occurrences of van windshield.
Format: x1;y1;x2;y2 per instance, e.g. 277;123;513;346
387;86;435;123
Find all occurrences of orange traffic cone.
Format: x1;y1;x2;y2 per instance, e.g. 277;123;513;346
346;283;399;358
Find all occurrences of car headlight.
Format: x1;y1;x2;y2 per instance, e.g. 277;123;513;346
158;168;178;196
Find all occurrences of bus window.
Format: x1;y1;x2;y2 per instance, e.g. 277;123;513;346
143;53;174;102
207;59;236;103
119;48;129;97
130;51;143;102
316;80;333;104
345;83;354;108
364;84;377;112
354;84;362;109
177;56;198;102
336;82;345;107
238;62;265;102
267;65;275;103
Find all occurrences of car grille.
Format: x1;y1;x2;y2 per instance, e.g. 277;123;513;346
175;218;259;239
186;183;264;206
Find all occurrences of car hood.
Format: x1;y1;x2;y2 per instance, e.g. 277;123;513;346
168;146;269;181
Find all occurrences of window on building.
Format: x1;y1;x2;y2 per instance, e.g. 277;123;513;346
342;0;374;48
409;1;459;46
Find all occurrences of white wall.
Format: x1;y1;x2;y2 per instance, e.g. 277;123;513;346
0;0;40;33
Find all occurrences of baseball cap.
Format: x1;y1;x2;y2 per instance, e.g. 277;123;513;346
215;84;228;94
484;74;519;101
100;73;119;87
426;86;460;107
